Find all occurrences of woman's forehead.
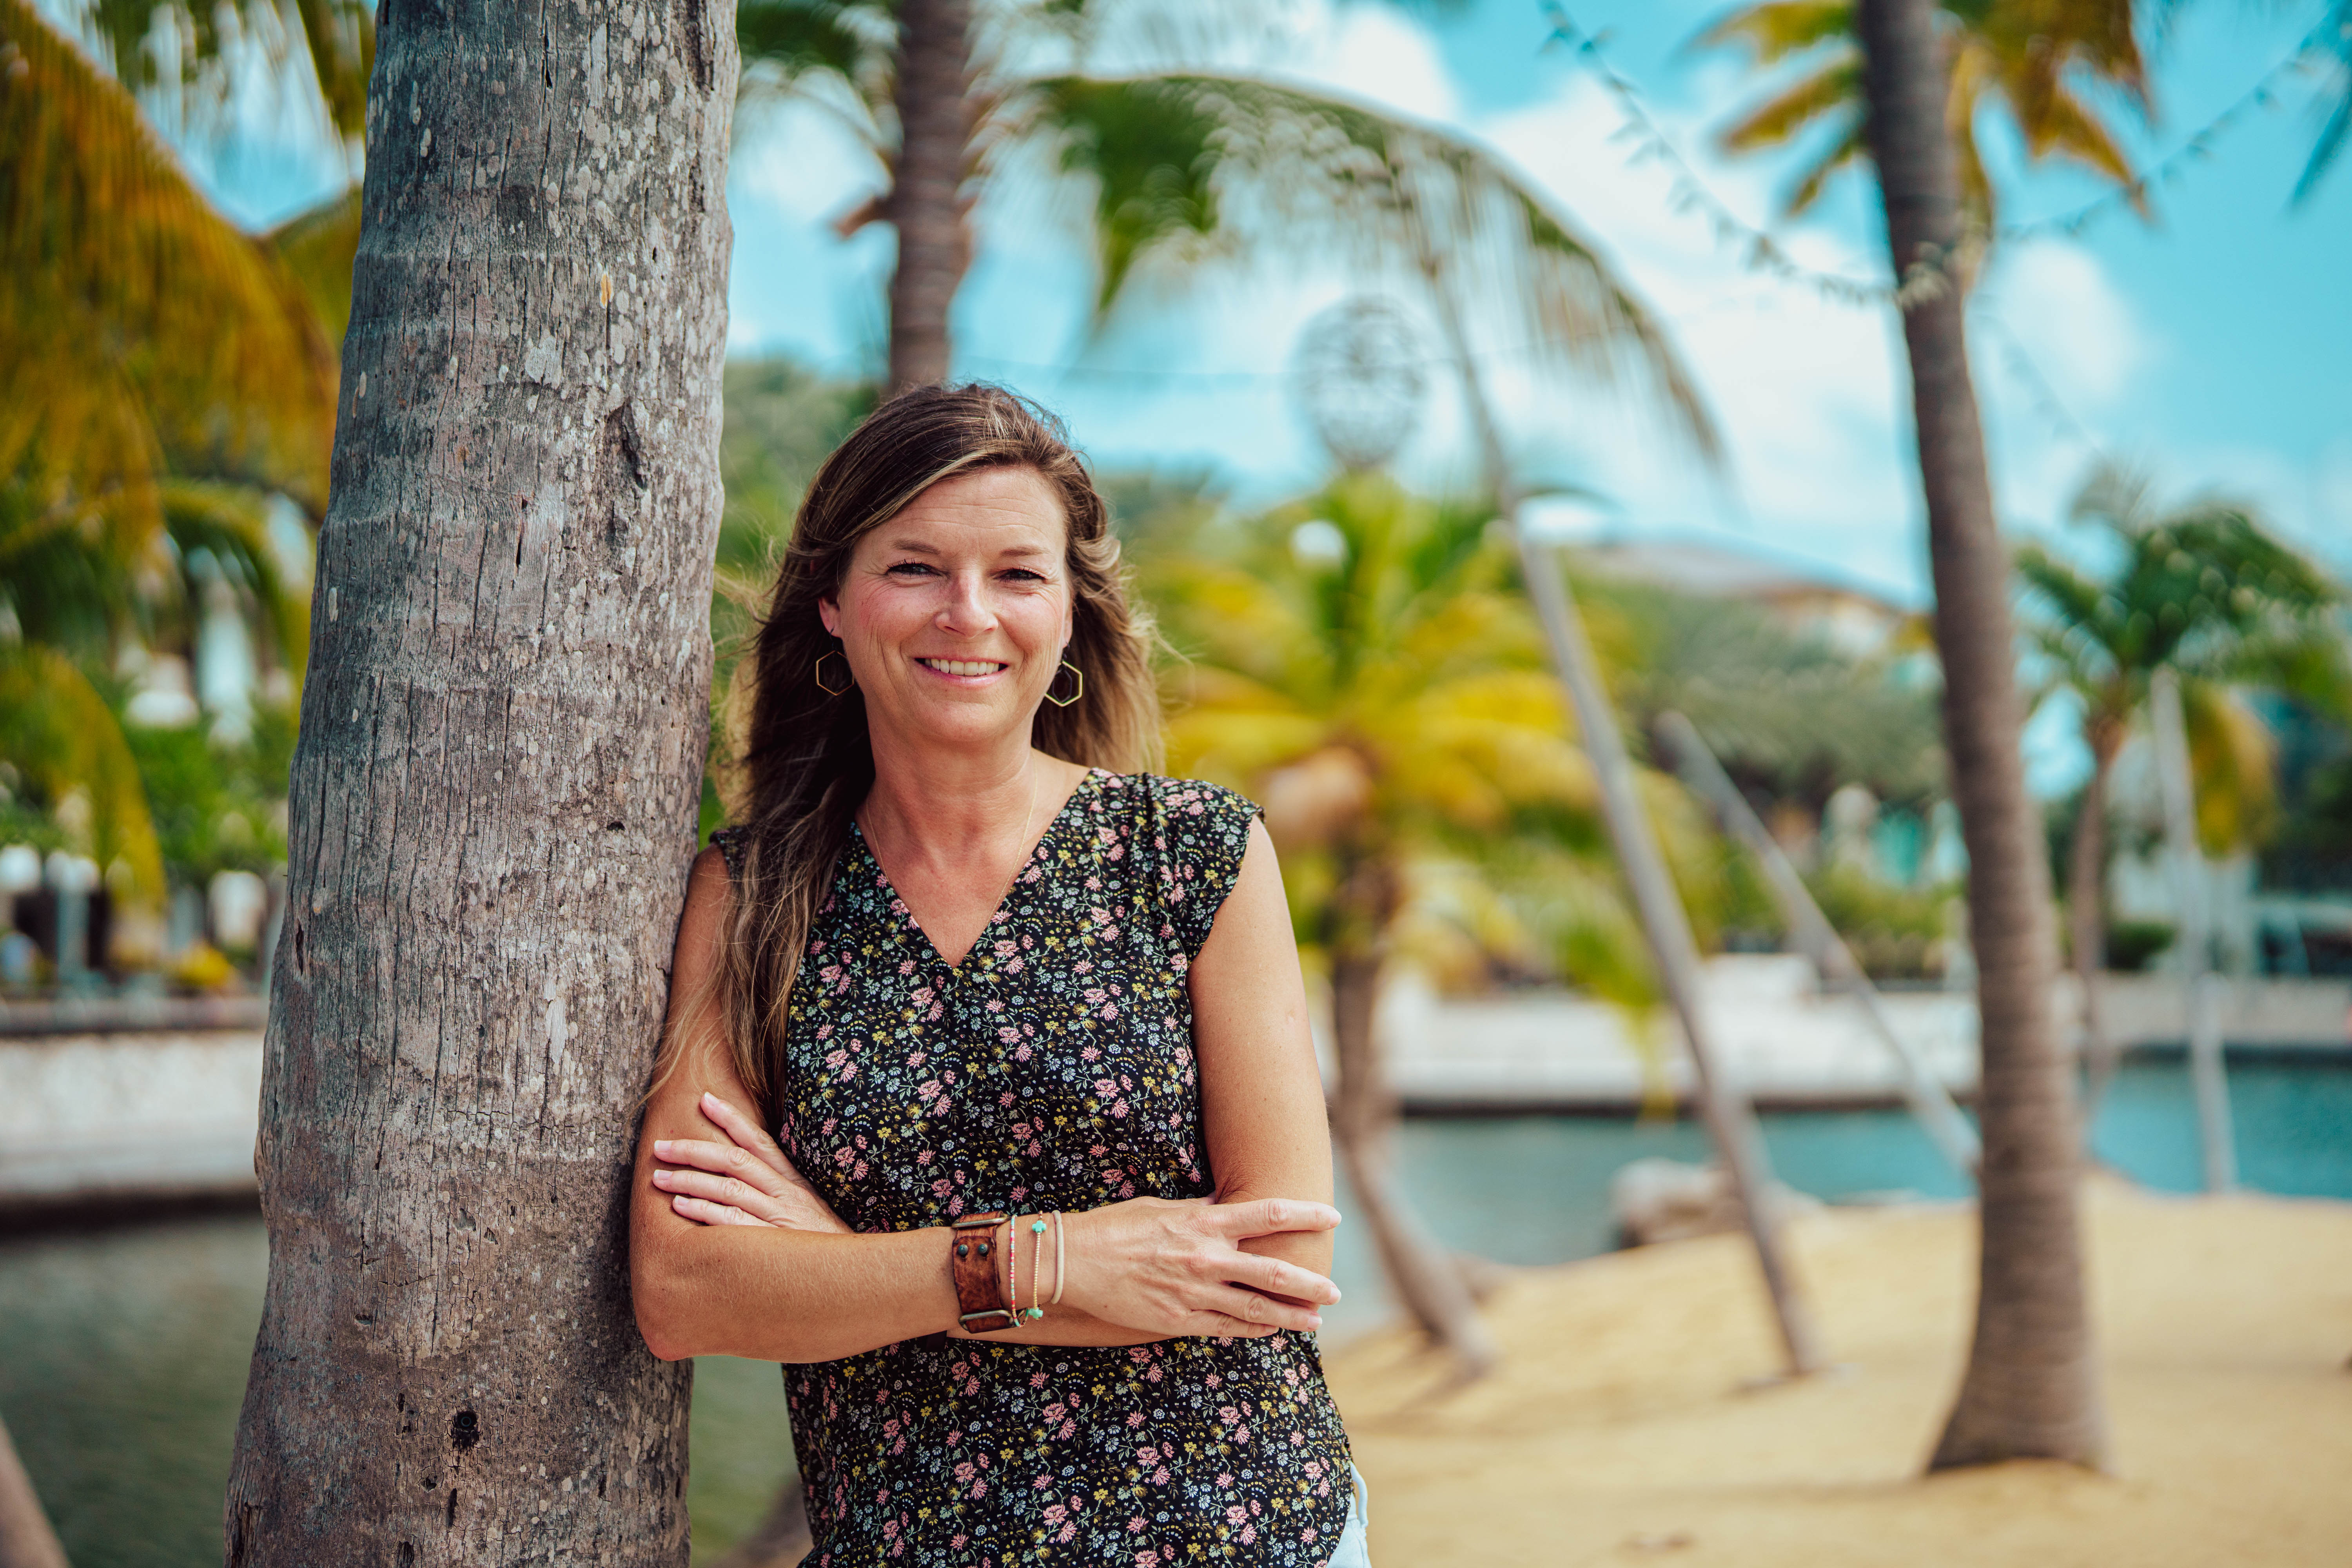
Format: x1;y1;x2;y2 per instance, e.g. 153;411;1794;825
873;467;1067;552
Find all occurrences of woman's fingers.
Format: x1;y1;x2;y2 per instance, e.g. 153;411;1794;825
653;1136;784;1193
1211;1283;1324;1334
1205;1198;1342;1240
698;1093;796;1178
654;1165;783;1220
668;1194;768;1227
1233;1253;1342;1307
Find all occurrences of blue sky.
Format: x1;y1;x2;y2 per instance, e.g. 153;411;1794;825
148;0;2352;789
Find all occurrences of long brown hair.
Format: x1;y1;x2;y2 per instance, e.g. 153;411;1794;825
705;383;1160;1129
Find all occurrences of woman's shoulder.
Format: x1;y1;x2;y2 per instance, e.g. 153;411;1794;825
1087;770;1261;838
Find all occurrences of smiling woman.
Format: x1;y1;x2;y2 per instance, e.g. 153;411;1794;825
627;385;1367;1566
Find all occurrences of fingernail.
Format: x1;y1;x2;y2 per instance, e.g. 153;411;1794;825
653;1170;671;1185
654;1140;671;1156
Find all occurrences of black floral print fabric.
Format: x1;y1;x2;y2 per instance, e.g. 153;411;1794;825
713;771;1354;1567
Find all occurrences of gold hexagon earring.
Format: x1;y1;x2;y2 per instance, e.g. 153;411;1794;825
1044;659;1084;708
813;650;854;696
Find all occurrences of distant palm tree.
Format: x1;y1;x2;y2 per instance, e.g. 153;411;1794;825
2;0;328;897
1143;472;1706;1372
2016;464;2349;1080
736;0;1715;410
1699;0;2149;232
1840;0;2111;1472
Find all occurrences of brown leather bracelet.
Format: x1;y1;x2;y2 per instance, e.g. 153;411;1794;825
951;1212;1016;1333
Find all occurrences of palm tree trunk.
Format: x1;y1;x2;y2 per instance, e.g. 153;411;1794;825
884;0;975;390
1421;254;1823;1379
221;4;737;1561
1853;0;2107;1472
2071;737;2120;1116
1327;941;1497;1378
2151;668;2236;1192
0;1410;69;1568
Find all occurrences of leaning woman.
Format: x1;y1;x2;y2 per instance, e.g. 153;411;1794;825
629;385;1364;1566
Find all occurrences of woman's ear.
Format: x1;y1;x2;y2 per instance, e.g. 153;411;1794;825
818;595;841;639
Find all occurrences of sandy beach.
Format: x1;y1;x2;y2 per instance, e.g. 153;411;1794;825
1323;1178;2352;1566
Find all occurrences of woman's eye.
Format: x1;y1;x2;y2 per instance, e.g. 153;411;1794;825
1000;569;1047;583
887;561;939;577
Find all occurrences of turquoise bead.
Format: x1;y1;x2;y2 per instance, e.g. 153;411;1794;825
1024;1307;1044;1320
1031;1220;1047;1233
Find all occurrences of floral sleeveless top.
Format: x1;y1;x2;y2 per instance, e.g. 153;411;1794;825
715;771;1353;1567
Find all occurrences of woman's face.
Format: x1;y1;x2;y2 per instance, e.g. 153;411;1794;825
819;465;1075;755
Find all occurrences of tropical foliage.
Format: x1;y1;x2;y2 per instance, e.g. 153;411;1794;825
1697;0;2149;232
2016;464;2350;985
2;0;330;905
736;0;1713;432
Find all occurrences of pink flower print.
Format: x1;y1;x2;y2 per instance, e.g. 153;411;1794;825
1152;1465;1170;1485
916;1079;941;1102
1127;1413;1146;1428
818;964;843;985
816;1022;834;1040
1081;1045;1101;1062
1111;1099;1130;1118
1014;1044;1033;1062
1085;875;1103;891
851;1160;867;1178
915;1149;934;1166
970;1479;987;1498
994;939;1017;957
930;1179;951;1197
1042;1403;1066;1425
834;1146;855;1166
1205;1373;1222;1390
951;1535;969;1550
1240;1524;1258;1545
1091;907;1111;925
1225;1507;1247;1526
1102;1002;1120;1020
841;1063;859;1081
1005;957;1024;974
897;958;914;975
1136;1445;1159;1464
1094;1079;1118;1097
1058;1523;1078;1543
1303;1460;1324;1480
1033;1475;1053;1491
927;1000;943;1020
911;986;933;1007
1136;1552;1160;1568
984;997;1004;1012
998;1026;1020;1044
1216;1472;1234;1488
1030;1371;1049;1388
1128;1517;1147;1534
825;1049;848;1071
906;1050;926;1069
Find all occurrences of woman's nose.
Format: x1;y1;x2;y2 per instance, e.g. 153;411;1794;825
934;570;996;633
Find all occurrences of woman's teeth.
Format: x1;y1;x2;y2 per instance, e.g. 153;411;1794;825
919;658;1005;677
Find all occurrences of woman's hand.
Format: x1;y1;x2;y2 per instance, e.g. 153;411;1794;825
1058;1196;1342;1339
652;1092;851;1234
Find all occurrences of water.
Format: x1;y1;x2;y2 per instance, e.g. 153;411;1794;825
2;1060;2344;1566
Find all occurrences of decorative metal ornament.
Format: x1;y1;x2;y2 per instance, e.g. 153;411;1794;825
1292;296;1428;472
1044;660;1084;708
813;650;853;695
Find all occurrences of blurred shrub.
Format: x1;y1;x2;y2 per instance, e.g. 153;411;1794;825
1804;861;1956;981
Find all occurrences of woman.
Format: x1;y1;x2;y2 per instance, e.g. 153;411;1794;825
629;385;1363;1566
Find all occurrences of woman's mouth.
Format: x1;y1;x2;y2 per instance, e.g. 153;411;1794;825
916;657;1008;678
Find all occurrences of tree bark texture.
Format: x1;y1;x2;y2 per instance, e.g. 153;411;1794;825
883;0;975;391
1853;0;2107;1471
223;4;737;1563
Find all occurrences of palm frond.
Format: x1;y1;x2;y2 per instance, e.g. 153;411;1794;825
2;0;337;519
1028;72;1720;460
0;644;164;900
1030;76;1223;310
